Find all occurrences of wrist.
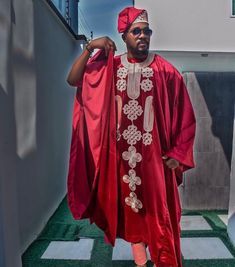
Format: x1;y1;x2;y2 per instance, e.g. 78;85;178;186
86;41;94;54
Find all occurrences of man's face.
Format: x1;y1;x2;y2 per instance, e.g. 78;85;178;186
124;22;152;57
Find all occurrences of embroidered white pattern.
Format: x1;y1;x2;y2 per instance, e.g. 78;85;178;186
142;67;154;78
121;53;155;69
119;54;156;213
142;132;153;145
143;96;154;132
126;68;141;100
117;67;128;79
133;10;148;24
125;192;143;213
122;125;142;145
116;79;126;92
123;100;143;121
123;169;141;191
140;78;153;92
120;53;155;100
143;96;154;145
122;146;142;168
115;95;123;141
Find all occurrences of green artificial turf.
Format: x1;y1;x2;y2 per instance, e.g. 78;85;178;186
22;196;235;267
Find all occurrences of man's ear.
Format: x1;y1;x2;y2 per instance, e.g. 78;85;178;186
122;33;126;42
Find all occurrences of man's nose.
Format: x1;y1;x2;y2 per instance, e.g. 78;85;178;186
138;32;148;39
138;31;149;38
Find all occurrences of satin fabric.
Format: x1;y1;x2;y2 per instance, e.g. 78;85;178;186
67;50;118;243
67;50;196;266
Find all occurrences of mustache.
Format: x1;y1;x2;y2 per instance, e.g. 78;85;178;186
137;40;149;45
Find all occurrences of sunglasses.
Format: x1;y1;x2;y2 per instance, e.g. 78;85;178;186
129;27;153;36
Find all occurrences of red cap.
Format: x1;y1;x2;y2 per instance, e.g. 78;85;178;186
117;7;147;33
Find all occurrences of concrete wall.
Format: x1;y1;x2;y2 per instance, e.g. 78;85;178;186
181;72;235;209
135;0;235;52
0;0;81;266
0;1;23;266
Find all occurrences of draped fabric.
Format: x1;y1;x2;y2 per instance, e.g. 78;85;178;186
67;50;196;266
67;50;118;243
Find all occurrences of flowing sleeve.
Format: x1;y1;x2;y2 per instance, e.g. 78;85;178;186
67;50;118;240
165;69;196;183
75;54;102;89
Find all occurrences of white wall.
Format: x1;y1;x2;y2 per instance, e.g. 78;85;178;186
0;0;82;266
156;51;235;73
135;0;235;52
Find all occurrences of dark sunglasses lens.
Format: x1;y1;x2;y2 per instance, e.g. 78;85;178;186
131;27;152;36
144;28;152;36
132;28;141;35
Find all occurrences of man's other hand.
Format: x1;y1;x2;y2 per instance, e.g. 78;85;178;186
162;155;179;169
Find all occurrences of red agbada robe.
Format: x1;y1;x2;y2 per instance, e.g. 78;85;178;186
67;50;196;266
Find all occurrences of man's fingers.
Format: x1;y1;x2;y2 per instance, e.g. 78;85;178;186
164;158;179;169
90;36;117;53
105;37;116;51
108;41;116;52
104;41;116;56
104;45;109;56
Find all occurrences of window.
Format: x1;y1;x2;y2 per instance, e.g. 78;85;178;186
232;0;235;16
58;0;62;11
51;0;63;12
46;0;87;40
49;0;77;31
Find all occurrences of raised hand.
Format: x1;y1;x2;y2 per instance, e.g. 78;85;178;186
67;36;117;86
88;36;117;56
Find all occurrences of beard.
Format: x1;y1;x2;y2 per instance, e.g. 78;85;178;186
128;41;149;57
135;48;149;56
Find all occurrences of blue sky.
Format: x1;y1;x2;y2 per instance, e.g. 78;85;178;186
79;0;133;53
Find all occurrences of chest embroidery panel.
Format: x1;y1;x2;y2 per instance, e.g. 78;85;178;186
115;53;155;213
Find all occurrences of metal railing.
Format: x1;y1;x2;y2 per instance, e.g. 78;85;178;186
46;0;89;41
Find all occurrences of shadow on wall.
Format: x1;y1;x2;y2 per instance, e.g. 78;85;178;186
0;0;78;258
182;72;235;210
0;1;22;266
195;72;235;165
19;0;78;251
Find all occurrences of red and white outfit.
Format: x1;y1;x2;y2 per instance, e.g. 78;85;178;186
67;50;196;266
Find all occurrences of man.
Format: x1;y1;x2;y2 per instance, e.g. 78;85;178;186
67;7;196;267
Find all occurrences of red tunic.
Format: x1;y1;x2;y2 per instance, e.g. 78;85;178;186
67;50;196;266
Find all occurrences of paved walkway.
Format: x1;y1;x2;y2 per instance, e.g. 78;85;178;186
22;199;235;267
